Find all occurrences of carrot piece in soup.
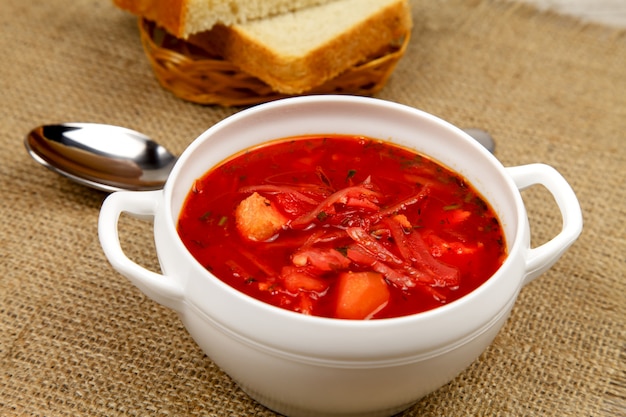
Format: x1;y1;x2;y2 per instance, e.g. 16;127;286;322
335;272;390;320
235;192;288;241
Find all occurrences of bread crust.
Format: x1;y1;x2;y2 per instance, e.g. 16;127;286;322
113;0;338;38
190;0;412;94
114;0;188;37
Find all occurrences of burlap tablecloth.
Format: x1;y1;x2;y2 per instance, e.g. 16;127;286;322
1;0;624;415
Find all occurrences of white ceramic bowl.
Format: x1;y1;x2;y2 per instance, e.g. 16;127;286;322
98;96;582;417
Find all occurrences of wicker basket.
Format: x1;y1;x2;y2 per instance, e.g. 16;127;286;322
138;18;410;107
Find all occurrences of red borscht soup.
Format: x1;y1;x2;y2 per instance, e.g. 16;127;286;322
177;135;507;319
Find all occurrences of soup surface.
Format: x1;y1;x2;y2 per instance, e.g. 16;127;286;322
177;135;506;319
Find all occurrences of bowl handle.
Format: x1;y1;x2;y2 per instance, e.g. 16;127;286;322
506;164;583;286
98;190;184;311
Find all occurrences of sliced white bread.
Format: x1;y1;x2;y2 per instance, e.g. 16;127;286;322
113;0;340;38
189;0;412;94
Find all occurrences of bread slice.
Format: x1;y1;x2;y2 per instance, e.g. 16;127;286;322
189;0;412;94
113;0;339;38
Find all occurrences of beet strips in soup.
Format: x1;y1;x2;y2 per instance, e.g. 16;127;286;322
177;135;507;320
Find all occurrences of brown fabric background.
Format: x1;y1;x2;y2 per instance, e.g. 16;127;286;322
0;0;624;416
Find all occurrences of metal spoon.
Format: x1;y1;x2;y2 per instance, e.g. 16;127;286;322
25;123;177;192
24;122;495;192
462;128;496;153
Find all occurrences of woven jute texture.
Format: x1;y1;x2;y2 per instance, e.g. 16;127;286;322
0;0;624;416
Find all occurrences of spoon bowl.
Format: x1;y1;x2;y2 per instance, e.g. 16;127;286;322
25;122;494;192
25;123;177;192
